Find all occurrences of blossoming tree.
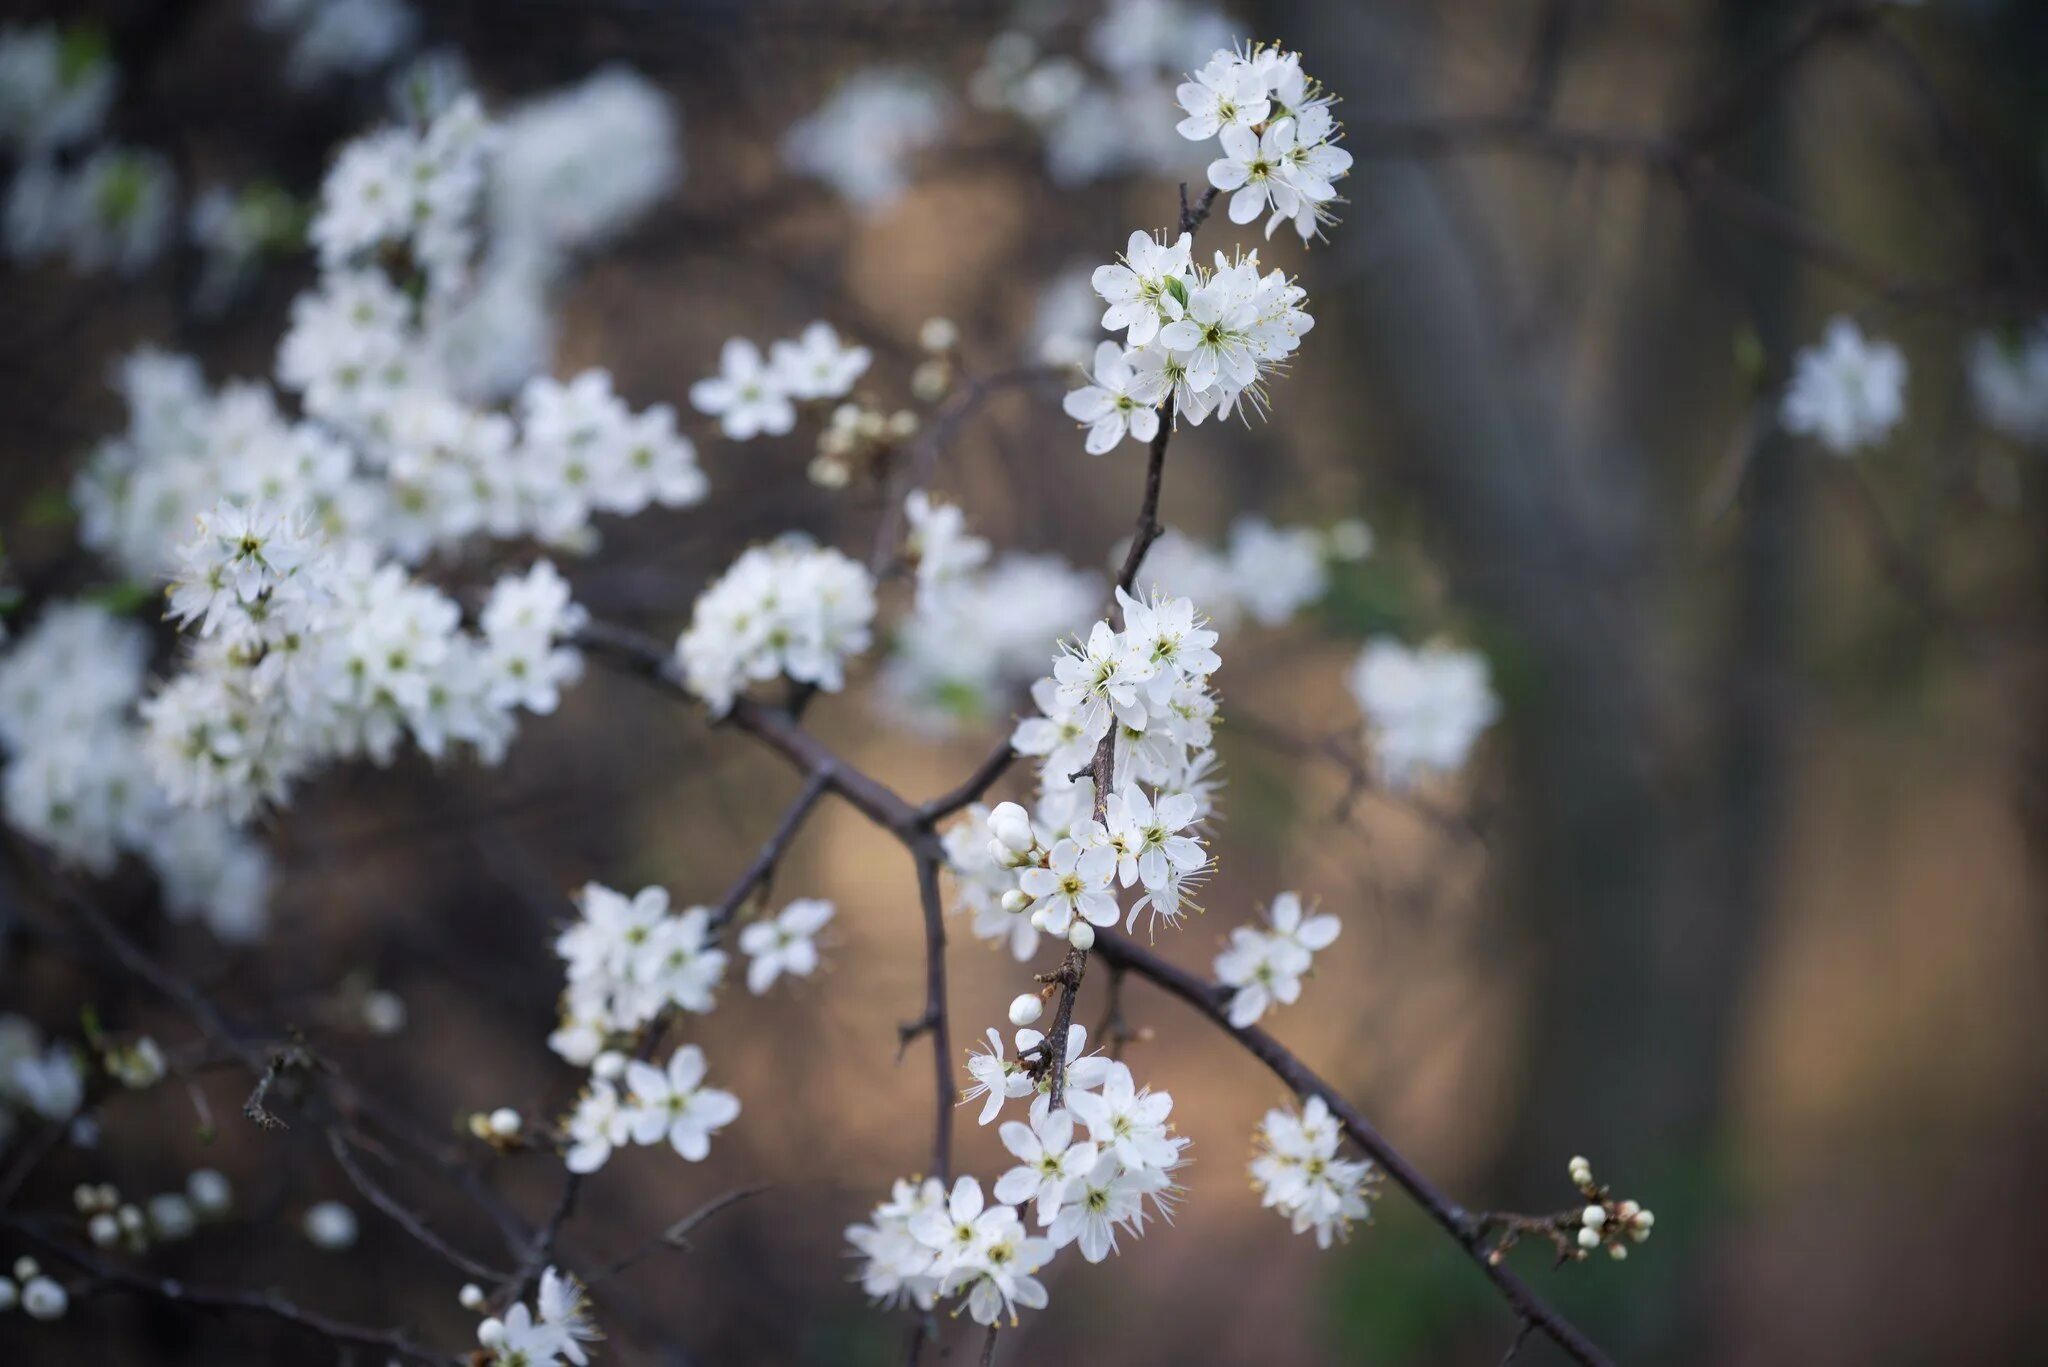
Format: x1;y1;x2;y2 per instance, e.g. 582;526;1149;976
6;0;2033;1363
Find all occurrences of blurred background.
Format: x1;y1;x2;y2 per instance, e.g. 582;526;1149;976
2;0;2047;1363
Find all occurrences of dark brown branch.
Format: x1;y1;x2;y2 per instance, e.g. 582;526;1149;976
580;623;1611;1363
328;1130;511;1283
4;1215;453;1364
916;740;1018;825
586;1185;768;1284
710;770;832;930
1087;929;1612;1367
910;855;954;1183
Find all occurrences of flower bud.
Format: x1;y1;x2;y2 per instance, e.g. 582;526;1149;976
1608;1243;1628;1261
989;802;1034;854
488;1108;522;1138
1028;907;1056;933
459;1283;486;1311
11;1258;37;1283
0;1278;16;1312
21;1276;65;1321
186;1168;231;1217
477;1317;507;1348
1633;1209;1654;1230
149;1194;196;1241
1000;888;1030;914
116;1204;145;1234
1008;994;1045;1027
1581;1205;1606;1230
88;1213;119;1247
1616;1199;1640;1221
919;317;958;352
592;1050;627;1081
1067;921;1095;951
1576;1227;1600;1251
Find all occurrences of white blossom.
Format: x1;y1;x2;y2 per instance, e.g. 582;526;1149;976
1781;317;1906;454
1346;638;1499;789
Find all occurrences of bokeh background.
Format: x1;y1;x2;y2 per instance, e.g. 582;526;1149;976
3;1;2047;1364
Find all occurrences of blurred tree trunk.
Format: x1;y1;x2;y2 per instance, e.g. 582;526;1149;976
1274;2;1811;1356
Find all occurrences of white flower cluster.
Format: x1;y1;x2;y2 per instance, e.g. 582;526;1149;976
849;1029;1187;1326
474;1266;600;1367
0;24;175;280
491;66;681;259
737;897;834;995
547;883;740;1175
1346;638;1500;791
941;589;1223;960
77;1170;228;1254
309;93;492;299
0;1255;69;1322
1566;1154;1656;1261
968;0;1229;188
7;144;176;278
1250;1095;1379;1248
1780;317;1907;455
253;0;419;89
0;23;115;155
674;537;877;715
1180;43;1352;243
1069;231;1315;449
75;93;694;578
1968;322;2048;445
879;492;1100;737
144;525;586;820
548;883;726;1068
782;68;947;212
0;1015;85;1143
688;323;873;440
1133;515;1366;629
1215;892;1341;1028
0;604;270;940
563;1044;740;1174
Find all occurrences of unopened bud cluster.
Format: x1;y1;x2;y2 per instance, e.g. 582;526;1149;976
1;1255;69;1322
810;402;919;489
73;1168;228;1253
1566;1155;1655;1261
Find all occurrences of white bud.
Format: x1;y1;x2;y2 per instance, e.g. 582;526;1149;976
1326;518;1374;562
21;1276;65;1321
0;1277;15;1312
1008;994;1045;1027
458;1283;486;1311
1067;921;1095;951
303;1200;359;1250
149;1194;196;1241
1608;1243;1628;1261
1616;1199;1640;1221
911;358;951;402
72;1184;96;1213
362;990;407;1035
117;1204;145;1233
1633;1209;1654;1230
477;1317;507;1348
1000;888;1030;914
88;1213;120;1247
592;1050;627;1081
186;1168;231;1216
988;802;1034;854
1576;1227;1600;1250
487;1108;522;1137
1582;1205;1607;1230
12;1258;38;1282
1028;906;1056;932
919;317;958;352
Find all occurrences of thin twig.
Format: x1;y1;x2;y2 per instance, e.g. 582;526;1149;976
587;1185;769;1284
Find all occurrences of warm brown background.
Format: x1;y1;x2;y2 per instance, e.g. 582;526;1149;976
3;1;2046;1364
